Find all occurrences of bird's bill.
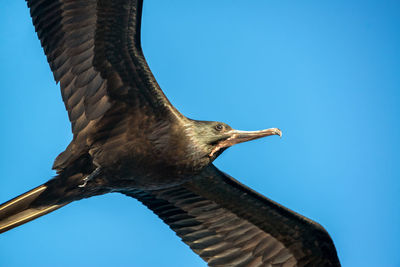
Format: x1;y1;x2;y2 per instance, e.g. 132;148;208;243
224;128;282;146
209;128;282;157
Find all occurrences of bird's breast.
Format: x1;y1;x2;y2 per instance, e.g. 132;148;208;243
88;117;209;190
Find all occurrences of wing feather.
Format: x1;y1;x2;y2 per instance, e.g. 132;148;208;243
124;165;340;267
26;0;182;170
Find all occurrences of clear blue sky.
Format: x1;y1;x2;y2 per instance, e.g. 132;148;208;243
0;1;399;266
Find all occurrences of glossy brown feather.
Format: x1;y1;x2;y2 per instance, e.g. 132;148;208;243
124;165;340;266
27;0;183;171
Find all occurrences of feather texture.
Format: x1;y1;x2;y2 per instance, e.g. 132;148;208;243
26;0;183;170
124;165;340;266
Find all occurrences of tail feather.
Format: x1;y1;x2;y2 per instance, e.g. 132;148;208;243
0;184;69;234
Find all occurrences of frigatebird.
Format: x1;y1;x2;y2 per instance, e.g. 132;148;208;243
0;1;340;266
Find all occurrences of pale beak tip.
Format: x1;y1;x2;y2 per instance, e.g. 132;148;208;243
276;129;282;138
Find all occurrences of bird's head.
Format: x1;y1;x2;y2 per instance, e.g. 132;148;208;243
187;120;282;164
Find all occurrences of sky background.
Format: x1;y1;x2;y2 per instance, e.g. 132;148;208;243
0;1;399;266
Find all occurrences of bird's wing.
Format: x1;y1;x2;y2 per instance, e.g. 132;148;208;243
27;0;180;169
124;165;340;267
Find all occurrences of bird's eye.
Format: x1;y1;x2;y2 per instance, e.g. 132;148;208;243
215;124;224;131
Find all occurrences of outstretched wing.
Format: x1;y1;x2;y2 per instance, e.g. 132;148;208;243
27;0;180;169
124;165;340;267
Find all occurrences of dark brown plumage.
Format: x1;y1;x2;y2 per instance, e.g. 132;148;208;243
0;1;340;266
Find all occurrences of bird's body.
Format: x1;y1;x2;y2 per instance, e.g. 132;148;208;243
0;0;340;266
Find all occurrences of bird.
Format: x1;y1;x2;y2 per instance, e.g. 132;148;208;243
0;1;340;266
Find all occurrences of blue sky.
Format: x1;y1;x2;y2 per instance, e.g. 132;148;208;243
0;1;399;266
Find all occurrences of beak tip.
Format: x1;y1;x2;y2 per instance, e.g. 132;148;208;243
276;128;282;138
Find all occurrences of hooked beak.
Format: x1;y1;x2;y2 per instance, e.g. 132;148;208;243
209;128;282;157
